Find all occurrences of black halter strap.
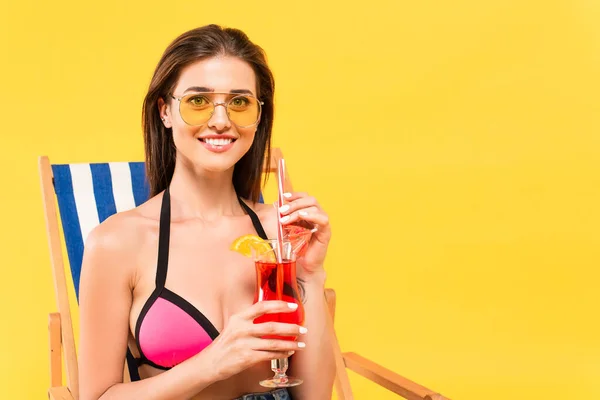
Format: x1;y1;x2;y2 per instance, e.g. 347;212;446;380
238;198;268;240
155;186;171;288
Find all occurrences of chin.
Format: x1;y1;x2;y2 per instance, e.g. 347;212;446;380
193;151;246;174
196;162;235;173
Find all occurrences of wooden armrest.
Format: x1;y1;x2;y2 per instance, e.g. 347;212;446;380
48;386;75;400
342;352;450;400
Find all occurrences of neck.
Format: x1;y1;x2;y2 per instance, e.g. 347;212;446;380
168;161;242;221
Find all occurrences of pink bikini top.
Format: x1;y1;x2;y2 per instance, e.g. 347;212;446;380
133;187;268;370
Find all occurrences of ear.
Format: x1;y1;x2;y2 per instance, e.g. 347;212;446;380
157;97;172;128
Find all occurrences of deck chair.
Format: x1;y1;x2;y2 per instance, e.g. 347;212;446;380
39;148;450;400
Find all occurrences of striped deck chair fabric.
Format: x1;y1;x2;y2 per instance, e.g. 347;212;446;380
52;162;150;300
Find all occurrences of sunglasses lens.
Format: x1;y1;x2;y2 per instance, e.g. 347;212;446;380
179;94;261;126
180;94;214;125
227;95;260;127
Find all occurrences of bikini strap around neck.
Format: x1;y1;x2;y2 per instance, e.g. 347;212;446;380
155;187;171;288
238;198;268;240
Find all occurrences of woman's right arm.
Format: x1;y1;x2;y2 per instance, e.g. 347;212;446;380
79;219;306;400
78;219;220;400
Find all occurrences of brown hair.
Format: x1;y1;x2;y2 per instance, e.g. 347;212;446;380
142;24;274;202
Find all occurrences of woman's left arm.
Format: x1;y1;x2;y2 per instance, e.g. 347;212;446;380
278;192;336;399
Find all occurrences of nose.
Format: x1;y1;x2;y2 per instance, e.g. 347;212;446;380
207;103;231;132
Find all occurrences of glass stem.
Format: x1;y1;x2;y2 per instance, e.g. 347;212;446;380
271;357;289;381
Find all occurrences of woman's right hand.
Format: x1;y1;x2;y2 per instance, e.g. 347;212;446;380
204;300;307;381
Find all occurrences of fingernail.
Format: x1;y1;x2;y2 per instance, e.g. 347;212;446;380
279;205;290;213
297;342;306;348
280;215;290;223
299;326;308;334
283;193;292;198
288;303;298;309
299;211;308;216
288;351;295;355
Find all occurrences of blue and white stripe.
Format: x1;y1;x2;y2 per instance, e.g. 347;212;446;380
52;162;150;299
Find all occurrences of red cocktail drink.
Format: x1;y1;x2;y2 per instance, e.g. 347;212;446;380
254;259;305;340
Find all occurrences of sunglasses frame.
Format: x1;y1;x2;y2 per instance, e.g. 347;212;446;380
169;92;264;128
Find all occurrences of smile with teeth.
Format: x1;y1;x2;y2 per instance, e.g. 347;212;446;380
200;138;235;146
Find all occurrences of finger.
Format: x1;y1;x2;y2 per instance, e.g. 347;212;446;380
249;337;306;352
279;206;319;229
282;191;310;201
250;322;308;338
239;300;299;321
279;196;319;216
281;208;329;228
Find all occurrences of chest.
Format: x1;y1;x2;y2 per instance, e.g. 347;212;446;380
133;218;261;332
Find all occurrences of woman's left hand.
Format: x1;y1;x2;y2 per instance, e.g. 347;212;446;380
278;192;331;281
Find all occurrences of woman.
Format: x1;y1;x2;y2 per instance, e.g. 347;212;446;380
78;25;335;400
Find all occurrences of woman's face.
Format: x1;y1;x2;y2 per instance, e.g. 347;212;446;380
161;56;259;173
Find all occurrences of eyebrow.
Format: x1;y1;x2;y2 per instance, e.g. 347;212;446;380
183;86;255;95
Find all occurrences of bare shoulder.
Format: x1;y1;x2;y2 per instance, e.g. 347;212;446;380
82;195;162;284
86;198;156;250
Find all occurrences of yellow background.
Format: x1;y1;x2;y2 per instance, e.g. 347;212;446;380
1;0;599;398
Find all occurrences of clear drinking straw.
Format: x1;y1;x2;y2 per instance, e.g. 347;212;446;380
275;158;286;264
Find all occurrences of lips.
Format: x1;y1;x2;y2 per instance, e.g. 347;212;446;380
198;137;236;153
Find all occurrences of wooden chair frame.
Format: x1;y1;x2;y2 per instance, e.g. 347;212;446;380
40;148;449;400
